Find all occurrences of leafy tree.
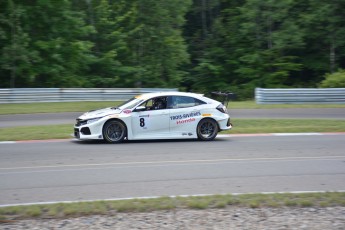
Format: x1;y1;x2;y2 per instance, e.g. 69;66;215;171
73;0;192;88
0;0;94;88
301;0;345;82
187;0;310;98
25;0;94;87
320;69;345;88
72;0;139;87
1;0;345;99
182;0;223;91
234;0;304;87
0;0;37;87
129;0;192;88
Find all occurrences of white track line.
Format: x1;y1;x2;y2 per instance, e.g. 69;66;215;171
218;132;345;138
1;155;344;171
1;132;345;144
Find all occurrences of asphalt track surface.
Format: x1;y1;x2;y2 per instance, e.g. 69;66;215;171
0;108;344;206
1;134;345;206
0;108;344;127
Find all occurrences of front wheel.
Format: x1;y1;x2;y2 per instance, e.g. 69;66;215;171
102;120;127;143
196;118;218;141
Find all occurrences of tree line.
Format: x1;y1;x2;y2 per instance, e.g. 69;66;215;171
1;0;345;99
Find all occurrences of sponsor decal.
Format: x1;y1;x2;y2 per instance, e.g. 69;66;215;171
202;113;212;117
123;109;132;114
177;118;195;125
139;117;149;129
170;111;201;121
182;132;194;135
139;114;150;118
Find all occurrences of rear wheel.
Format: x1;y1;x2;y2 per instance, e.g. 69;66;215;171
196;118;218;141
102;120;127;143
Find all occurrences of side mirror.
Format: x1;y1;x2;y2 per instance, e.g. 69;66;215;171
134;106;146;112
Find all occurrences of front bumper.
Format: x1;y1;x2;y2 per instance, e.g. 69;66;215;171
74;127;104;140
74;120;104;140
219;117;232;131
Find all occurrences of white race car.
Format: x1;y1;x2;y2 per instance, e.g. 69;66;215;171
74;92;232;143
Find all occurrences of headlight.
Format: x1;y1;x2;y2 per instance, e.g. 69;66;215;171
86;117;102;124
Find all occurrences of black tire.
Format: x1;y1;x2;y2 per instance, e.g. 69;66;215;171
102;120;127;143
196;118;218;141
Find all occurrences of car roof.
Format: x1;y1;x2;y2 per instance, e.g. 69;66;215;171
135;91;204;100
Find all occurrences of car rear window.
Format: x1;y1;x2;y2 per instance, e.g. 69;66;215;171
169;96;206;109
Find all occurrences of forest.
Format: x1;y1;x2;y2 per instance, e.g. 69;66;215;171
1;0;345;98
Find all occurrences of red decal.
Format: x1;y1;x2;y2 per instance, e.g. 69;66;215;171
123;109;132;114
176;118;195;125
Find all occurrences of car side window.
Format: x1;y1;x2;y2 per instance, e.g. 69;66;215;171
168;96;206;109
139;97;168;110
145;99;154;109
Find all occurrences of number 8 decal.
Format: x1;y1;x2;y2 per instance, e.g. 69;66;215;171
140;118;145;127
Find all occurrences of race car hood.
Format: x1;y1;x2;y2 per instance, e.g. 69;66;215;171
79;107;121;120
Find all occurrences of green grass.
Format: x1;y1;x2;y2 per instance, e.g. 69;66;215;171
228;101;345;109
0;192;344;220
1;119;344;141
0;101;122;115
1;101;345;115
0;124;72;141
230;119;345;134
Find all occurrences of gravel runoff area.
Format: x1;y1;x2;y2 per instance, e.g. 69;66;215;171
1;207;345;230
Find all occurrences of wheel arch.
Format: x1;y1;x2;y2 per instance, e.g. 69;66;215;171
196;117;219;141
197;117;220;132
102;118;128;143
104;117;128;129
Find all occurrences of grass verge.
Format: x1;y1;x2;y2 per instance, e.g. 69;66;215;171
0;192;344;220
0;101;121;115
229;119;345;134
228;101;345;109
1;101;345;115
0;124;71;141
1;119;345;141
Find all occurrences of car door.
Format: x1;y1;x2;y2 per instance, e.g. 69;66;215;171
168;96;204;138
131;97;170;139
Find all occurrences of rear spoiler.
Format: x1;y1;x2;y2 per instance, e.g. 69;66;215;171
211;91;236;107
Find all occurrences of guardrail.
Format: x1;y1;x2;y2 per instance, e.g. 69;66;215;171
0;88;178;103
255;88;345;104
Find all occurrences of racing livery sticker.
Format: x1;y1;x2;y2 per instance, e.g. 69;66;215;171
170;111;201;121
139;118;145;127
138;115;150;129
176;118;195;125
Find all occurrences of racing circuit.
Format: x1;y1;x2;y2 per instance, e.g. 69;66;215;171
0;108;345;206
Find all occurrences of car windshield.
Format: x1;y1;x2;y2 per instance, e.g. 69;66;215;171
117;97;143;110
